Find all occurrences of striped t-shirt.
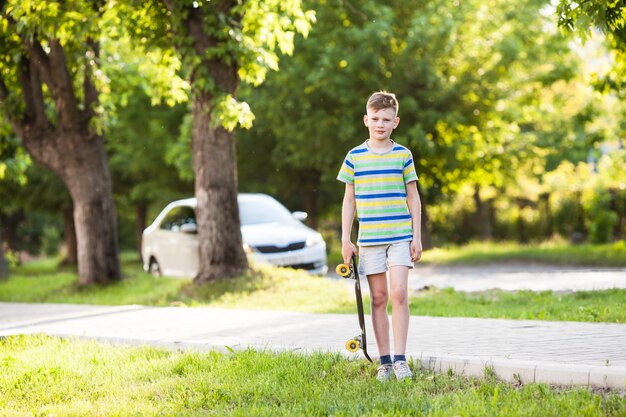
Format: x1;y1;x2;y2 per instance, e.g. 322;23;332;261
337;140;418;246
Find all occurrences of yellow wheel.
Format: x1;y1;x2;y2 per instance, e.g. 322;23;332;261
336;263;351;277
345;339;360;352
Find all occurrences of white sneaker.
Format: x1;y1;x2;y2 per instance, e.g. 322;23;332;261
393;360;413;381
376;364;393;382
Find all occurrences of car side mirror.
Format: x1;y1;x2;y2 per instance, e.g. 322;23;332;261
180;223;197;234
292;211;308;221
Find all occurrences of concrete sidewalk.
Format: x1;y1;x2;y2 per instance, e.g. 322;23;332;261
0;302;624;390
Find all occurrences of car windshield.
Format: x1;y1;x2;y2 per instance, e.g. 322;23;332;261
239;197;294;225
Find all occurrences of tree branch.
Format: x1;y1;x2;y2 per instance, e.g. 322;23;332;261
17;55;36;122
2;4;46;123
82;1;106;125
47;40;81;128
0;72;9;103
25;38;56;89
83;39;100;122
24;56;50;128
24;37;81;129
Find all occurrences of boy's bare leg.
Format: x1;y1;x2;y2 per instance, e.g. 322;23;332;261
389;265;410;356
367;272;390;357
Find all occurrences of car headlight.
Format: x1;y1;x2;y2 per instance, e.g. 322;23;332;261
306;233;324;247
243;243;257;254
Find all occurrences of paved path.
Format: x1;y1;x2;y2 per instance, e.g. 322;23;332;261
1;302;624;390
408;263;626;292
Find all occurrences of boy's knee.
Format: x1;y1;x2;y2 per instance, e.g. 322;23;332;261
370;290;389;309
390;288;408;306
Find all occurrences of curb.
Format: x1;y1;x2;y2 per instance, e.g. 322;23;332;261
43;334;626;391
416;353;626;390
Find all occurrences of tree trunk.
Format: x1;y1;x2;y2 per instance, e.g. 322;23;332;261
0;211;24;253
473;185;493;240
0;227;9;280
23;130;121;285
192;92;248;283
573;191;586;242
0;36;122;285
540;192;553;239
163;1;248;283
516;199;528;244
608;188;624;240
61;207;77;265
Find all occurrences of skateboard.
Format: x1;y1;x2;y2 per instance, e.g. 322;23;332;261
336;255;373;363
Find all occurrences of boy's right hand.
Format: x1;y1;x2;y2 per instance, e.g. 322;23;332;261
341;241;358;264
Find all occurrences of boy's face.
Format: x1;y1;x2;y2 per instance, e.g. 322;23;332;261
364;107;399;142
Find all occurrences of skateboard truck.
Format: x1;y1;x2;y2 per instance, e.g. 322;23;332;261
336;256;373;363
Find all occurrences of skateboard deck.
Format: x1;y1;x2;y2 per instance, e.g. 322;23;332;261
336;255;373;363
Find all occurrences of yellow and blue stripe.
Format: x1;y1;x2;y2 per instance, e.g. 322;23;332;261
337;140;418;246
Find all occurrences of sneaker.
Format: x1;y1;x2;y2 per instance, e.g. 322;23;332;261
393;361;413;381
376;364;393;382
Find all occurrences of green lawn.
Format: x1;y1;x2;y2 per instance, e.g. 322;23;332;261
325;240;626;268
407;287;626;323
419;240;626;267
2;254;626;323
0;259;356;313
1;335;623;417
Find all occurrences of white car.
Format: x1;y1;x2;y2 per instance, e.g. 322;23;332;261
141;193;328;277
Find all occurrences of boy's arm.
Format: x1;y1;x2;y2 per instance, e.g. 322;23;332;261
406;181;423;262
341;183;358;264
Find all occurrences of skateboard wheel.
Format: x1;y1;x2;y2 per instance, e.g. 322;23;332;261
345;339;360;352
336;263;351;277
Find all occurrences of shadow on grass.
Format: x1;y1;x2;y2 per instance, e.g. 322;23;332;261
175;267;277;306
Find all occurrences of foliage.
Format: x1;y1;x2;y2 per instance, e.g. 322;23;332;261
105;89;193;249
553;193;586;238
0;162;71;256
586;188;619;243
557;0;626;43
11;210;62;255
40;224;62;257
0;126;29;185
547;153;625;243
237;0;596;227
0;122;30;231
429;149;626;244
2;0;625;255
556;1;626;130
122;0;315;131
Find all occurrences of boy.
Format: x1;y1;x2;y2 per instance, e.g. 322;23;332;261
337;91;422;382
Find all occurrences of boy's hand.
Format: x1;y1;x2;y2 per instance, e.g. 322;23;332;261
341;241;358;264
410;239;422;262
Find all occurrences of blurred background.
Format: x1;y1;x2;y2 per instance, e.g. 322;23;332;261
1;0;624;268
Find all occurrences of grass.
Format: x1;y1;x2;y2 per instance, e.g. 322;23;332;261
1;335;624;417
2;254;626;323
406;287;626;323
1;258;355;313
419;240;626;267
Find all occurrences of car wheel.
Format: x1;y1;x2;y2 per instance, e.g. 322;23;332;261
149;258;162;277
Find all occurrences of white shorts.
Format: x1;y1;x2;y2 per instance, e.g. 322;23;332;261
358;241;413;276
